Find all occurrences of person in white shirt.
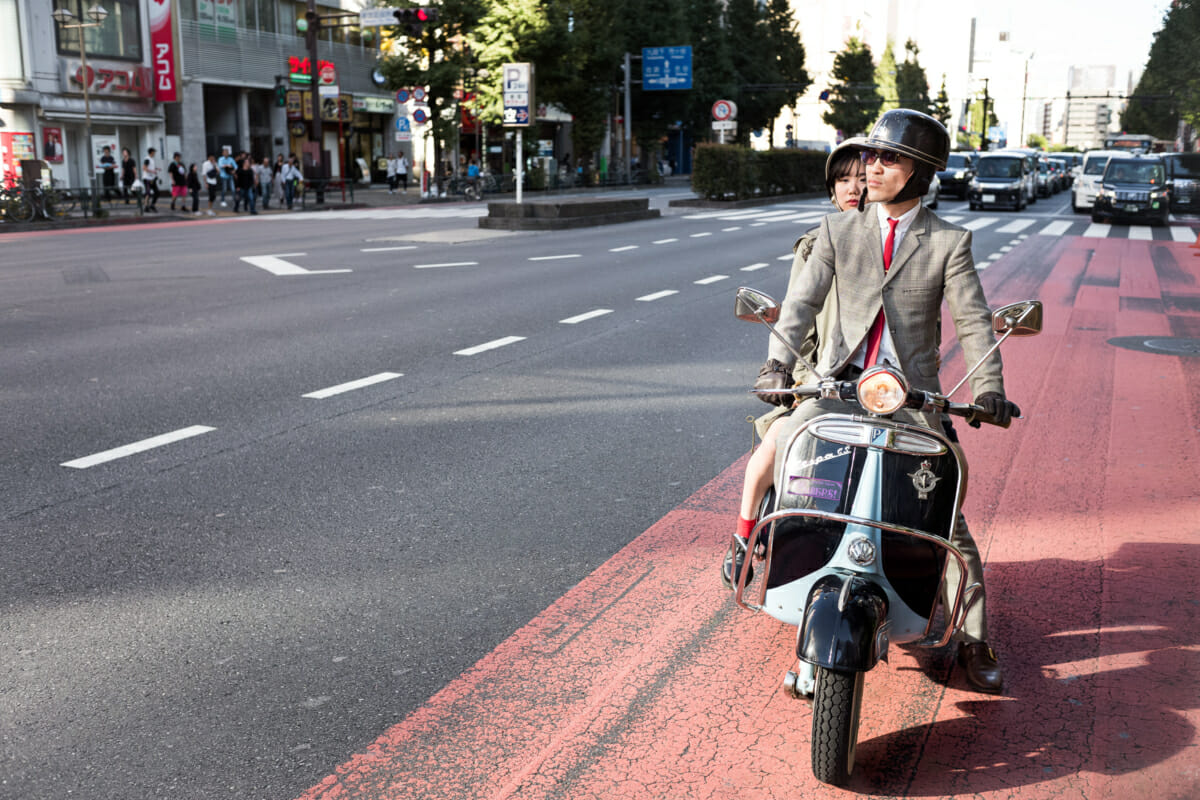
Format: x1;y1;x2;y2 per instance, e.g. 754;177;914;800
200;154;219;215
141;148;159;212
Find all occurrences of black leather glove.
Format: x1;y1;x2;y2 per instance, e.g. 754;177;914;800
972;391;1021;427
754;359;793;407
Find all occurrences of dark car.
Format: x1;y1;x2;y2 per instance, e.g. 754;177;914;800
1090;156;1169;225
967;153;1027;211
1163;152;1200;216
936;152;976;199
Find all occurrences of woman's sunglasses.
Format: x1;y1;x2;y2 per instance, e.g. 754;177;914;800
859;149;905;167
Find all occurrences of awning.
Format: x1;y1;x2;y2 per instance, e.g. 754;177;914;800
39;95;162;126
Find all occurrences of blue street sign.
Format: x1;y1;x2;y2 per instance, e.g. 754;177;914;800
395;117;411;132
642;46;692;91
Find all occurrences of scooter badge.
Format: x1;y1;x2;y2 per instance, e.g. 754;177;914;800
908;460;942;500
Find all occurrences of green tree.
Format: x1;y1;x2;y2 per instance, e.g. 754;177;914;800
822;37;882;137
956;98;999;149
875;39;898;111
1026;132;1048;149
1122;0;1200;144
381;0;485;182
931;74;952;125
894;39;931;115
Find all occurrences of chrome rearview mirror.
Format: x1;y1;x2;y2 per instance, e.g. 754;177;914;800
735;287;781;324
991;300;1043;337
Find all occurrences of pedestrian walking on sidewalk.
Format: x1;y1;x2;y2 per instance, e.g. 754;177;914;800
142;148;159;212
201;154;219;215
168;152;187;211
187;163;201;214
121;148;136;203
235;157;258;214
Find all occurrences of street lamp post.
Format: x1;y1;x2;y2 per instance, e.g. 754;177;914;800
52;4;108;215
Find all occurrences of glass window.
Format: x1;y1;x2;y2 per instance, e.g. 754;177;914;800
54;0;142;62
1167;155;1200;179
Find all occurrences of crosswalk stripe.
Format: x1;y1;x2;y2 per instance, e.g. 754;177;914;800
961;216;1000;231
1170;226;1198;243
997;219;1037;234
1083;223;1112;238
1038;220;1072;237
1128;226;1154;241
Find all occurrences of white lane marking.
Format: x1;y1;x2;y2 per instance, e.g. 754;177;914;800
997;219;1036;233
1038;220;1072;236
750;222;768;227
777;254;792;261
609;245;639;252
653;238;679;244
454;336;526;356
740;262;770;271
1000;245;1014;252
62;425;216;469
360;246;418;252
1083;223;1112;238
1128;226;1154;241
695;275;729;285
961;217;1000;231
414;261;478;269
690;232;713;238
529;254;581;261
637;290;678;302
560;309;614;325
240;254;352;276
940;215;965;223
1171;226;1198;243
722;226;742;232
303;372;403;399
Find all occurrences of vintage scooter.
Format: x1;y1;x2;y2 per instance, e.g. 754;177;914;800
731;286;1042;786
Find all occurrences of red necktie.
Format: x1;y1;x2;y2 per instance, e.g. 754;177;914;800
863;218;899;367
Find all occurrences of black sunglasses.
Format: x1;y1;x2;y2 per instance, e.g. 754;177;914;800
860;149;905;167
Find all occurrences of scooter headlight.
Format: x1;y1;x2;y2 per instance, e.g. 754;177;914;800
857;367;908;415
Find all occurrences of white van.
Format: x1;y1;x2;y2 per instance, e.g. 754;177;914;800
1073;150;1124;212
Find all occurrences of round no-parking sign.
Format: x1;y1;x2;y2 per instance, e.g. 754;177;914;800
712;99;737;121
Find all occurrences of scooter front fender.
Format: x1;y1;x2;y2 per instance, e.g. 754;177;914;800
799;574;890;672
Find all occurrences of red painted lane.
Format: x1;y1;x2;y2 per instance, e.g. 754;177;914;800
297;237;1200;800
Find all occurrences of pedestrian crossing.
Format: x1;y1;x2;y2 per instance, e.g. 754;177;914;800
682;206;1200;241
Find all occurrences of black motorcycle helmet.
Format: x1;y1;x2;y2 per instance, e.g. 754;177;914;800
859;109;950;206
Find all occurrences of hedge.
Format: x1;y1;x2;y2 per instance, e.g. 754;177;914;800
692;144;828;201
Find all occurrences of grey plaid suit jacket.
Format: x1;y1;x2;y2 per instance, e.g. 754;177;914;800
767;204;1005;400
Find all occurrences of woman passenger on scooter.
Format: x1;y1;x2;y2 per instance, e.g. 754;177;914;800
721;139;867;591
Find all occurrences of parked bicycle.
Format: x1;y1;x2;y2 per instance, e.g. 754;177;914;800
0;181;78;222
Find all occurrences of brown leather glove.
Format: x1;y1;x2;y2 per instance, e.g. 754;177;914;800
971;391;1021;427
754;359;794;407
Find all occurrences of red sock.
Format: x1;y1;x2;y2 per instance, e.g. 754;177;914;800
736;515;756;542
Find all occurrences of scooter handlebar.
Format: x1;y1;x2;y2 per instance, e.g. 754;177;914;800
749;386;1015;429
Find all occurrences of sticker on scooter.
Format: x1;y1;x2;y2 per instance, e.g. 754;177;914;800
787;476;843;501
908;460;942;500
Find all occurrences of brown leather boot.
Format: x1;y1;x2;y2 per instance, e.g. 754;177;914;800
958;642;1004;694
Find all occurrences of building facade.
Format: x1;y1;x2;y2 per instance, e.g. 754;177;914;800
0;0;400;188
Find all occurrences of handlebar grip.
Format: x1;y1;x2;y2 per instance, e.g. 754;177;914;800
962;405;1012;429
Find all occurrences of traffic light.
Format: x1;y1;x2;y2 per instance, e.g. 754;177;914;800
275;83;287;107
394;7;438;37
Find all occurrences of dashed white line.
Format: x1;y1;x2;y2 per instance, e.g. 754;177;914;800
360;246;418;252
653;238;679;245
690;232;713;238
750;222;769;227
637;290;678;302
529;254;581;261
62;425;216;469
740;262;770;272
454;336;526;356
560;309;613;324
777;254;793;261
695;275;729;285
609;245;639;252
414;261;479;269
722;226;742;232
303;372;403;399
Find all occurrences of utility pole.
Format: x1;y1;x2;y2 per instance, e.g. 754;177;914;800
980;78;991;151
305;0;323;192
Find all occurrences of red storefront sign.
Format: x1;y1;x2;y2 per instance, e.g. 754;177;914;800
148;0;180;102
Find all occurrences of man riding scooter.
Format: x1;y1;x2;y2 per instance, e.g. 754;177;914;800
729;109;1019;693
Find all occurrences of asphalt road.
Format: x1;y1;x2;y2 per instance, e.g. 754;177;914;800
2;188;1195;800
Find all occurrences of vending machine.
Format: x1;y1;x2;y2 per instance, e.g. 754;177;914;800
1;132;36;187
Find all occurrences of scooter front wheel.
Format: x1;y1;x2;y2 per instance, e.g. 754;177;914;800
811;667;864;786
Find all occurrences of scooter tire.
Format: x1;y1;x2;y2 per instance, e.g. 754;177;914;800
811;667;864;786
